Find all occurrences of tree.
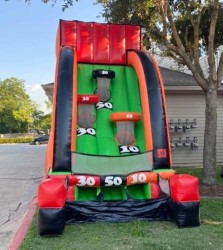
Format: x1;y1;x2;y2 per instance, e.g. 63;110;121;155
0;78;37;133
7;0;77;11
98;0;223;185
32;110;52;131
97;0;158;48
158;1;223;186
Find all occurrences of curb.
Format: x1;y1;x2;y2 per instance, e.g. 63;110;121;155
9;197;37;250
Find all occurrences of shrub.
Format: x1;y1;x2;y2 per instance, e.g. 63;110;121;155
0;138;33;144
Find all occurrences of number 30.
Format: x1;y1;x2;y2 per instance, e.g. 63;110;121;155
77;176;95;186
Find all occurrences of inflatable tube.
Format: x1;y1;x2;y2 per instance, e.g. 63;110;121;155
128;50;170;169
53;47;74;171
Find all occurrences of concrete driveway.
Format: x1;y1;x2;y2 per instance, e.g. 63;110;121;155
0;143;46;250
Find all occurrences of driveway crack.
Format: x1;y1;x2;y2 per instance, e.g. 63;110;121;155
1;202;22;226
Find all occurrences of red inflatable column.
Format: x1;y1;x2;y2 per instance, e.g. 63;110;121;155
38;178;67;235
169;174;200;227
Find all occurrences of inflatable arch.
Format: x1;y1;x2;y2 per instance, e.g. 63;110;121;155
38;20;200;235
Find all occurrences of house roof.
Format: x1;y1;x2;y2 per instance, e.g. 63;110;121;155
160;67;197;86
154;53;210;78
41;83;53;102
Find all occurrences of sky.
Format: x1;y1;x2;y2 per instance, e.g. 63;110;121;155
0;0;104;113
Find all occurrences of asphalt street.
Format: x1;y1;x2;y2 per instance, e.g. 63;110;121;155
0;143;46;250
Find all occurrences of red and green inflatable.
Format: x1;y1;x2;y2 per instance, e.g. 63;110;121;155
38;20;200;236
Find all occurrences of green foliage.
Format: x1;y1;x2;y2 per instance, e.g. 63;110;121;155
0;137;33;144
45;99;52;111
97;0;223;52
32;110;52;130
18;0;78;11
0;78;37;133
200;4;223;50
168;1;223;53
97;0;158;48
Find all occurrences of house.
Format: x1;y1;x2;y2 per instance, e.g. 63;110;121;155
42;66;223;167
161;67;223;167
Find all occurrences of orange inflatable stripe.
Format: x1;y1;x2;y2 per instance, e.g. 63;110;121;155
158;171;176;179
127;51;153;151
44;46;62;176
154;169;176;180
127;172;157;185
110;112;141;122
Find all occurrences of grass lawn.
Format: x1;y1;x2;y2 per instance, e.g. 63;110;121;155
20;168;223;250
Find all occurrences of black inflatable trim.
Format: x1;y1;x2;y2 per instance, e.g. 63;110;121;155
65;198;170;224
169;200;200;227
132;51;169;169
92;69;115;79
38;208;66;236
53;47;74;172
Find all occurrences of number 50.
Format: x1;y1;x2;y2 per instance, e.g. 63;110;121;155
104;176;122;186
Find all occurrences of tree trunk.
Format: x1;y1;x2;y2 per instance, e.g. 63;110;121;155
202;88;218;185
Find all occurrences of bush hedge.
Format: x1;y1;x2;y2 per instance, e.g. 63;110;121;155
0;138;33;144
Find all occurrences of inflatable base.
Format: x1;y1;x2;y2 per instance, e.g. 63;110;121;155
65;198;170;224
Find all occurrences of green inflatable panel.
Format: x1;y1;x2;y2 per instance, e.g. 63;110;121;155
76;64;145;155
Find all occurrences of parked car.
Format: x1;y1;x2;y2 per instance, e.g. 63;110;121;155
30;134;49;145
